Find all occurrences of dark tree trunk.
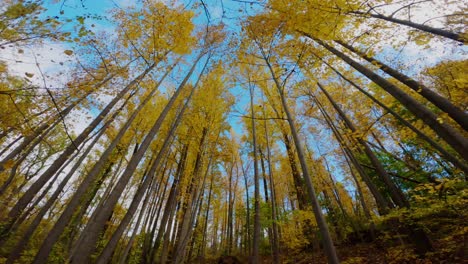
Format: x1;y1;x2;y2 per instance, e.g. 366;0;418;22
319;60;468;174
336;40;468;130
350;11;466;43
317;82;409;208
311;37;468;161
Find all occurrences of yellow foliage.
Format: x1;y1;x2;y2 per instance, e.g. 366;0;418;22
424;59;468;111
113;2;196;59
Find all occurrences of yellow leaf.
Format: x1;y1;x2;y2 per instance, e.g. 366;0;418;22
3;159;15;169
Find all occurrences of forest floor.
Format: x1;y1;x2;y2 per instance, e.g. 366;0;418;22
202;218;467;264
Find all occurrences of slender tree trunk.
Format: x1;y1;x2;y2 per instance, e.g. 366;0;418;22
172;127;210;264
151;144;189;263
261;90;307;209
5;126;106;263
317;85;433;253
97;74;204;264
249;82;262;264
201;168;215;258
227;160;234;255
263;117;280;264
117;195;147;264
259;149;274;255
281;133;307;210
336;40;468;130
0;135;22;158
350;11;466;43
343;152;376;240
317;82;409;208
30;60;177;264
7;63;156;227
312;93;391;212
68;54;205;264
311;37;468;161
320;60;468;174
261;50;340;263
141;164;172;264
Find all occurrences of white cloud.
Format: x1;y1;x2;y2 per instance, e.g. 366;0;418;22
67;108;94;135
112;0;137;8
1;41;92;135
1;42;74;88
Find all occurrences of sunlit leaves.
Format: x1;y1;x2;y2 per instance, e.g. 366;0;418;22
113;2;196;60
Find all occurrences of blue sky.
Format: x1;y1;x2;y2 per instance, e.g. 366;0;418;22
4;0;465;196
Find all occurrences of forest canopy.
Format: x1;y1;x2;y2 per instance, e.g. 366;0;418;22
0;0;466;263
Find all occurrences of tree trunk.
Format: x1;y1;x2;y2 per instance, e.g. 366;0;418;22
350;11;466;43
259;45;339;262
98;81;204;264
200;168;215;258
68;54;205;264
317;82;409;208
336;40;468;130
320;60;468;174
312;93;391;212
311;37;468;161
5;124;106;263
281;133;308;210
151;144;189;263
29;60;180;264
8;63;156;228
172;127;209;264
263;116;280;264
248;81;262;264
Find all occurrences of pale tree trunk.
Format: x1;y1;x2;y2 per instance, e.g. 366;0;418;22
68;54;205;264
343;151;376;240
260;48;340;263
249;81;262;264
151;144;189;263
201;169;215;257
260;91;308;209
8;62;157;228
259;149;274;254
263;115;280;264
227;160;234;255
239;158;251;256
30;60;178;264
142;163;173;264
117;191;148;264
172;127;210;264
97;60;208;263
